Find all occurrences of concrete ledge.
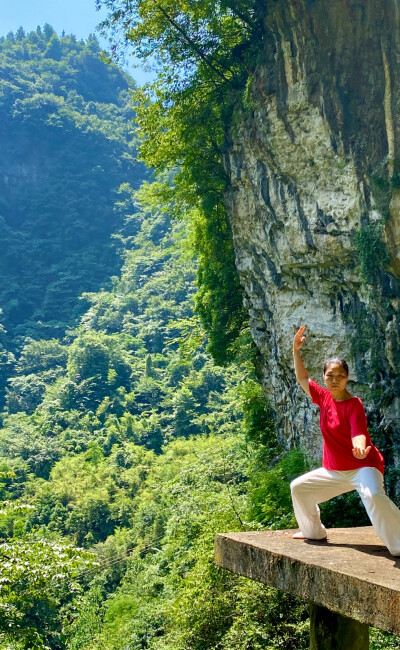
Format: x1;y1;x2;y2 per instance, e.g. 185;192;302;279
214;527;400;634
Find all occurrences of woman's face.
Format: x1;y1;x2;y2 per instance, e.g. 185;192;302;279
323;362;349;397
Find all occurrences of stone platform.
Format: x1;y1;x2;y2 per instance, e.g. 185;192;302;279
215;527;400;636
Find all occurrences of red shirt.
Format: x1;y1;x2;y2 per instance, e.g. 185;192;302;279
309;380;384;474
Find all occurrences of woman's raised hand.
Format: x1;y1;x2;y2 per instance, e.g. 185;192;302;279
293;326;307;352
292;325;311;396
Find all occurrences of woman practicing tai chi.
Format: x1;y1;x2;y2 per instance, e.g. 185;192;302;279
291;325;400;556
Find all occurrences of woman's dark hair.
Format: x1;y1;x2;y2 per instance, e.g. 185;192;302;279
323;357;349;376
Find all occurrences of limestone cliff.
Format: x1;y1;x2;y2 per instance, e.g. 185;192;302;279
225;0;400;479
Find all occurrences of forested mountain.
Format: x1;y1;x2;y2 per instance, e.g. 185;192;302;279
0;25;145;345
0;19;398;650
0;26;308;649
0;144;309;648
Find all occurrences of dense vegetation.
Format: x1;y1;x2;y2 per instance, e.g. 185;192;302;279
0;146;311;647
1;18;400;650
0;31;310;641
0;25;145;347
96;0;266;364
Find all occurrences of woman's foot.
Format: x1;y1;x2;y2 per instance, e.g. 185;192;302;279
292;531;328;540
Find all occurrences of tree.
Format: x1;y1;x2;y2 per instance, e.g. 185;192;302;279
0;485;94;650
98;0;260;87
45;34;62;60
0;312;15;409
15;338;67;375
97;0;264;362
43;23;56;42
15;26;26;41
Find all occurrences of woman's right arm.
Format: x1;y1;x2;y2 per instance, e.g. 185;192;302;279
293;326;311;397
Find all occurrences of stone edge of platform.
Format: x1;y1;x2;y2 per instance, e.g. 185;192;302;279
214;532;400;635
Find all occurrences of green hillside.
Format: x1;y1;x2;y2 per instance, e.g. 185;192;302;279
0;25;145;344
0;32;306;641
0;174;308;649
0;27;301;650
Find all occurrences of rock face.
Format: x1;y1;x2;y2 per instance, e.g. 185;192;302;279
225;0;400;473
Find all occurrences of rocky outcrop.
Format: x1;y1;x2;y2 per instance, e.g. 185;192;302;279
225;0;400;474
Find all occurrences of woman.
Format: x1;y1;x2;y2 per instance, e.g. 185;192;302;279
291;325;400;556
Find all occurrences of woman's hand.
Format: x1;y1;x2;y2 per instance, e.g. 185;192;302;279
352;435;372;459
352;446;371;459
293;326;307;352
293;326;311;397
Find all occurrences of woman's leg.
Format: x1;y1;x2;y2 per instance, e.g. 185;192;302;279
352;467;400;556
290;468;353;539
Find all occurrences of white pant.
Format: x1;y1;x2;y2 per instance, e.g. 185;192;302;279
290;467;400;556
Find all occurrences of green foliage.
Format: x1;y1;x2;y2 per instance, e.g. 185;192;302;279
6;371;57;415
193;204;249;364
97;0;265;362
98;0;261;90
3;338;67;415
26;443;153;546
65;435;309;650
0;311;15;412
354;222;390;285
0;496;94;650
65;333;115;410
0;27;144;344
370;628;400;649
235;370;277;454
66;580;106;650
0;412;61;479
319;490;370;528
0;168;314;648
15;338;67;375
248;450;309;529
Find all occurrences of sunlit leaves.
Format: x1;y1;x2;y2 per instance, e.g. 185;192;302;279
0;505;94;649
97;2;262;362
98;0;257;88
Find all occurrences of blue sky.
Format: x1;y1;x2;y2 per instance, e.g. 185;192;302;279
0;0;154;84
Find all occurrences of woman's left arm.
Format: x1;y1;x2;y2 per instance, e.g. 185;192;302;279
350;401;371;459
